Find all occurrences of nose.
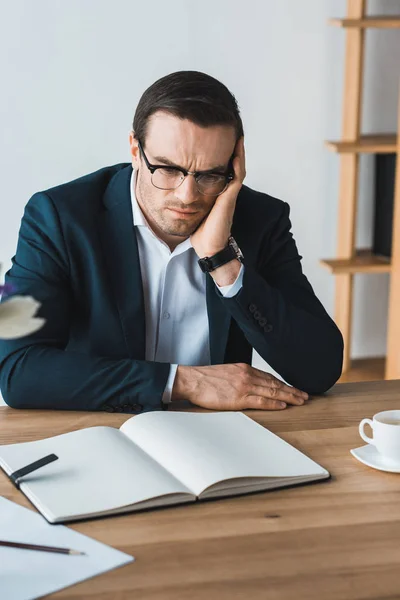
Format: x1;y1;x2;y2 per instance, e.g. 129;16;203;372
173;174;199;205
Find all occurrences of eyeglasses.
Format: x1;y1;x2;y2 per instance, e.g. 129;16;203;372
137;139;233;196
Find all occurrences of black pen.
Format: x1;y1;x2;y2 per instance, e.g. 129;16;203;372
0;539;85;555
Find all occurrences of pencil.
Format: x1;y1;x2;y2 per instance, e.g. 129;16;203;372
0;540;86;555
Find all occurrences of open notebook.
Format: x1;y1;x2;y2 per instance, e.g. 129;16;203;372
0;411;329;523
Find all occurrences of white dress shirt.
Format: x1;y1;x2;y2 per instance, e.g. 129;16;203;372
130;171;244;403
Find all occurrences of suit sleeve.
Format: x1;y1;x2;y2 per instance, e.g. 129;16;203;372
0;192;169;413
219;202;343;394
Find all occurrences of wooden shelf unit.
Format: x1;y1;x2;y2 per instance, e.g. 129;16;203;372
338;357;386;383
326;133;397;153
324;0;400;380
329;16;400;29
320;249;391;275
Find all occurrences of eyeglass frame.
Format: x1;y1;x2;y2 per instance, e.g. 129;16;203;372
136;139;234;196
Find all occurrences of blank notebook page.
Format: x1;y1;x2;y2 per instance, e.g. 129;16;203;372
120;411;328;496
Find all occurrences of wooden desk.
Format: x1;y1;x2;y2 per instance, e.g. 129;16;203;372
1;380;400;600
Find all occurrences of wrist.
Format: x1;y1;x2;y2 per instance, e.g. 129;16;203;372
197;237;243;275
171;365;199;402
194;240;230;260
210;258;242;287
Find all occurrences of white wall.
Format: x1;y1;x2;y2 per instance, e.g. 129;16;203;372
0;0;399;403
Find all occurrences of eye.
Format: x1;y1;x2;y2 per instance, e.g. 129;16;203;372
198;174;225;185
157;167;183;178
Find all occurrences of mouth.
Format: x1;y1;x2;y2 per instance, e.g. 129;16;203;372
167;208;198;219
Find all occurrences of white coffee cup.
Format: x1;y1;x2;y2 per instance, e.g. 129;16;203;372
359;410;400;463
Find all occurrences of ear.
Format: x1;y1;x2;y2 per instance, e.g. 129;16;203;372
129;132;140;169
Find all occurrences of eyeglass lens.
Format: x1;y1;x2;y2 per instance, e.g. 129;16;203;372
152;168;228;195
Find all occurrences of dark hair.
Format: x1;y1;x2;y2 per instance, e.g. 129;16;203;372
132;71;244;145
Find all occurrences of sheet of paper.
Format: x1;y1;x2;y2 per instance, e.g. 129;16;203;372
0;497;134;600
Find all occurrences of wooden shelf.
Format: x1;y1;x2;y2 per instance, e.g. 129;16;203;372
320;249;391;275
326;133;397;153
323;1;400;379
329;16;400;29
338;357;386;383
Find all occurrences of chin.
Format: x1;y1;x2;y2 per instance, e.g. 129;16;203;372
164;224;197;238
161;217;203;238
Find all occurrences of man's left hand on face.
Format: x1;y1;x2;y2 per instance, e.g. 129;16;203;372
190;136;246;259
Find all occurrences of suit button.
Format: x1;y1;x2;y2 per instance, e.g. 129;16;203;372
264;324;273;333
249;303;257;313
259;317;267;327
254;310;261;321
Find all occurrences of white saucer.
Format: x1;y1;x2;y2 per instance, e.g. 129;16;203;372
350;444;400;473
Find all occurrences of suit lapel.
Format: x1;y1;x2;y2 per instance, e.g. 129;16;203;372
98;165;146;359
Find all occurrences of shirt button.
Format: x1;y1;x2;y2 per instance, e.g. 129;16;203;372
163;311;170;319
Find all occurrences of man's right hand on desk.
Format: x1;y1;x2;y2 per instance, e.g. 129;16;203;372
172;363;308;411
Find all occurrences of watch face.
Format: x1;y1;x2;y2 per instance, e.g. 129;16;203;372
229;236;244;260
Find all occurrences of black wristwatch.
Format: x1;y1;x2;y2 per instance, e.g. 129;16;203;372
198;236;244;273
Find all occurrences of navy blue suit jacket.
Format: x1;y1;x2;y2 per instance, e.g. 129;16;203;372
0;164;343;413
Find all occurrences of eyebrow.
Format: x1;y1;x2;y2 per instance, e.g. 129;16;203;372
152;154;228;174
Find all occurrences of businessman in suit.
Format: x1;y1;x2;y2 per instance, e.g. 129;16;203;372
0;71;343;414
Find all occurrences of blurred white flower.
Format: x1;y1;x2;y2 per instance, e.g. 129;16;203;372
0;296;45;339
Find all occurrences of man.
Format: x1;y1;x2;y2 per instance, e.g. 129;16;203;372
0;71;343;414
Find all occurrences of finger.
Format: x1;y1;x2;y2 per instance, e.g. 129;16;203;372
230;137;245;184
250;374;308;401
231;155;242;185
250;367;308;400
233;136;243;157
245;396;287;411
247;385;305;406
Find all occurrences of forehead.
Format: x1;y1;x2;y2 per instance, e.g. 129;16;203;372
144;111;236;168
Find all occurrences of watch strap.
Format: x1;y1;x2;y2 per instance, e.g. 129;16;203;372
198;237;243;273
